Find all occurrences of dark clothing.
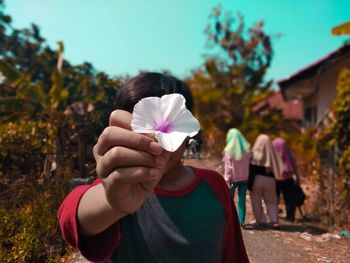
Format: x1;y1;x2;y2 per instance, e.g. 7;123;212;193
113;181;226;262
58;167;249;263
230;181;248;225
276;178;296;221
248;164;275;191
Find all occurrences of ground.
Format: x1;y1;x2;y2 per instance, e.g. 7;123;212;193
186;156;350;263
68;155;350;263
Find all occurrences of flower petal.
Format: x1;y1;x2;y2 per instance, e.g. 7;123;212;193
131;97;162;133
171;110;200;137
131;94;201;152
159;94;200;136
155;131;189;152
160;94;187;123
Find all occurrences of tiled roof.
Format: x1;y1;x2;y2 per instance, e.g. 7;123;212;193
253;91;303;120
278;42;350;88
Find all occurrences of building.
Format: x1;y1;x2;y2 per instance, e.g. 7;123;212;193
253;90;303;120
278;43;350;224
278;42;350;129
252;90;303;132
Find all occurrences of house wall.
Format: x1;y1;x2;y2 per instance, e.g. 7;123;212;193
303;55;350;127
303;81;319;127
284;77;316;101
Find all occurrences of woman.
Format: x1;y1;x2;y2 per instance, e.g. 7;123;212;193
272;137;300;222
249;134;284;227
58;73;248;262
223;128;250;225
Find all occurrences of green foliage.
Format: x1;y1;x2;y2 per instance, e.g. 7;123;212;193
0;1;121;260
206;6;273;73
0;188;71;262
320;68;350;180
333;68;350;156
0;120;52;178
188;6;282;153
331;69;350;194
316;68;350;227
0;60;20;82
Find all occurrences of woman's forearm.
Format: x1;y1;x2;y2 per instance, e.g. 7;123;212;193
77;184;126;236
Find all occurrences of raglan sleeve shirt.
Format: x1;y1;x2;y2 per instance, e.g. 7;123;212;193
58;179;121;261
58;168;249;263
197;168;249;263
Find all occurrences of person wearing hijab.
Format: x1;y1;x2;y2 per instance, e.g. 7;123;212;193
224;128;250;225
272;137;300;221
249;134;284;227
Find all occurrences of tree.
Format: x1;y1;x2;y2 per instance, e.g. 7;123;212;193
0;1;122;260
331;68;350;226
0;1;122;177
315;68;350;226
187;5;282;152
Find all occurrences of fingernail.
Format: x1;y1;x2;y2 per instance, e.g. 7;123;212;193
150;168;160;177
149;141;162;154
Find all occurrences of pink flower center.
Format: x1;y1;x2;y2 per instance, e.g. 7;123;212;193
155;121;173;133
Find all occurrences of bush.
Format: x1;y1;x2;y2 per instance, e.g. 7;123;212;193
0;186;72;262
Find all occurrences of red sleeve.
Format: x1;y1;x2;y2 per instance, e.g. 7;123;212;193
195;167;250;263
58;179;120;262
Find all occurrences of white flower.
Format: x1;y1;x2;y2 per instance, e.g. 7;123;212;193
131;94;200;152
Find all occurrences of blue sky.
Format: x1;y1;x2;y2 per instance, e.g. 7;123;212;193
6;0;350;83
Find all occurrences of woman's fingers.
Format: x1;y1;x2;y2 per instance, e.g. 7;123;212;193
93;126;163;159
109;110;133;129
97;146;165;178
109;109;156;140
101;167;162;214
104;167;161;187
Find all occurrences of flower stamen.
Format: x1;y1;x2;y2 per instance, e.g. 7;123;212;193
155;121;173;133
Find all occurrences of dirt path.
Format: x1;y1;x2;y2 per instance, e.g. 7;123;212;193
185;156;350;263
69;156;350;263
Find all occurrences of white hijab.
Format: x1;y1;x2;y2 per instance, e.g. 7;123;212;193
251;134;284;178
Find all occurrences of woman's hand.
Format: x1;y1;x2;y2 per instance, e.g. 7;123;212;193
77;110;170;236
93;110;170;215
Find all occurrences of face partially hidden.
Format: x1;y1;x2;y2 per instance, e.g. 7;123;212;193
130;94;199;176
162;141;187;175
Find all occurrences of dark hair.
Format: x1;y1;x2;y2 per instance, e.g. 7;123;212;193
115;72;194;113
